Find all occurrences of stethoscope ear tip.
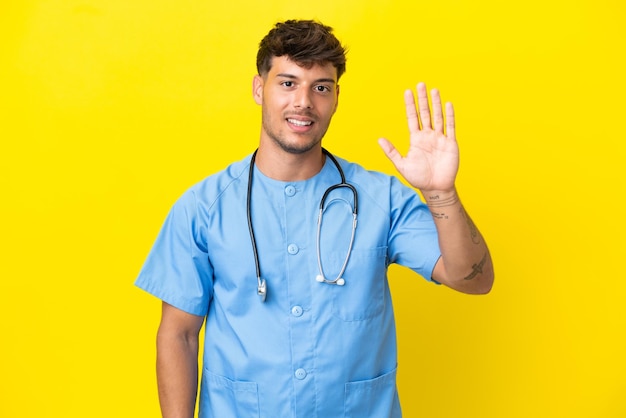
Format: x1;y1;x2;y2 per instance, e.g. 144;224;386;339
316;275;346;286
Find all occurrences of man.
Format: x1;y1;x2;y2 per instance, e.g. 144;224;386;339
136;19;493;418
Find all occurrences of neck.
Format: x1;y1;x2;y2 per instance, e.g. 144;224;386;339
254;145;326;182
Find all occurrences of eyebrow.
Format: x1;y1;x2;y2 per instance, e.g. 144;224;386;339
276;73;336;84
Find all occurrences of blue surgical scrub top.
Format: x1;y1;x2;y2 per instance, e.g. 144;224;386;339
135;153;441;418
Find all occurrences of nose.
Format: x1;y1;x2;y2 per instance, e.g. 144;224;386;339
294;87;313;109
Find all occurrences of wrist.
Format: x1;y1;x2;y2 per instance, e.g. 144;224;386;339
423;188;459;207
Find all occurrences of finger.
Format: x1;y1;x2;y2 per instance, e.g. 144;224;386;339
445;102;455;139
416;82;431;130
377;137;403;167
404;90;419;133
431;88;444;134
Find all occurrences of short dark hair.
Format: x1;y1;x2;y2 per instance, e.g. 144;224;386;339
256;20;347;80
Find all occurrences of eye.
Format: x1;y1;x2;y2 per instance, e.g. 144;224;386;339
314;85;331;93
281;81;294;87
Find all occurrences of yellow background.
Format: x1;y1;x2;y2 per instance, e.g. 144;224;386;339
1;0;625;417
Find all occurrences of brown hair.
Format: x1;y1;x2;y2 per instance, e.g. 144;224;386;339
256;20;347;80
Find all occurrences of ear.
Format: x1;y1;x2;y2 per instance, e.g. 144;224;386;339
252;75;264;105
333;84;340;113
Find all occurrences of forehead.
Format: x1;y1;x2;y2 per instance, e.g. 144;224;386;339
267;56;337;82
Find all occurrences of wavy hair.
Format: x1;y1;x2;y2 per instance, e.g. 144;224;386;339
256;20;347;80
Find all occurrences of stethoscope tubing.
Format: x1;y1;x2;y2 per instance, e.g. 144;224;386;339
247;150;267;301
247;148;358;302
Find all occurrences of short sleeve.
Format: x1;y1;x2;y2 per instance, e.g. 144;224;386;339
135;190;213;316
387;177;441;282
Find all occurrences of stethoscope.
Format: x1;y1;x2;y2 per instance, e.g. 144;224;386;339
247;148;358;302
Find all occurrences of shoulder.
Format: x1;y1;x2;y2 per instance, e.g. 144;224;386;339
180;154;252;208
163;155;251;248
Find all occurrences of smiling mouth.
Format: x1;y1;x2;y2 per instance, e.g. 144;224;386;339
287;118;313;127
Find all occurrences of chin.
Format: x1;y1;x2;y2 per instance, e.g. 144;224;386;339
274;138;321;155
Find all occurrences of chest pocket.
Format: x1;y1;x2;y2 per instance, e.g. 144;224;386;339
327;246;388;321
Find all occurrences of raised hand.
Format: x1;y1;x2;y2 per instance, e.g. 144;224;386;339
378;82;459;193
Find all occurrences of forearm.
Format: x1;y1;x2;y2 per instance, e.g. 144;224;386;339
156;329;199;418
424;188;494;294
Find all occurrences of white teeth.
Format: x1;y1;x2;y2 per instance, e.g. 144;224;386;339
287;118;312;126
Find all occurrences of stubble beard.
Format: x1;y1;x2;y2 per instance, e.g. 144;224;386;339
261;108;331;155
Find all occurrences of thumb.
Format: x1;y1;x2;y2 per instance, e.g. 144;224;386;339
377;138;402;167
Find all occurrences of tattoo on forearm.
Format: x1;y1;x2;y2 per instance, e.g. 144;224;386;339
427;193;481;244
460;208;481;244
426;193;459;208
427;193;459;220
463;253;487;281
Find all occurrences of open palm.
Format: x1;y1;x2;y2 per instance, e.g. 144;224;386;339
378;83;459;193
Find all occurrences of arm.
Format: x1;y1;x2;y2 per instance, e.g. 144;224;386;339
156;302;205;418
422;187;493;294
378;83;494;294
